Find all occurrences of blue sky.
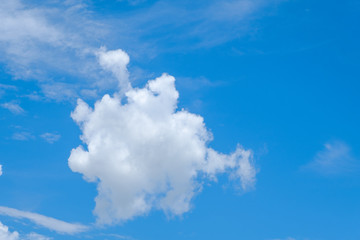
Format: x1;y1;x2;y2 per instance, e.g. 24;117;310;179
0;0;359;239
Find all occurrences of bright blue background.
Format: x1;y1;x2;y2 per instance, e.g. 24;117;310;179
0;0;359;239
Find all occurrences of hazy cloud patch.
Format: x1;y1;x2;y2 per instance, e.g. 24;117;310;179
303;140;359;176
40;133;61;144
12;132;34;141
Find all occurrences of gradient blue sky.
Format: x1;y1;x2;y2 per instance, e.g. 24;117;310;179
0;0;360;240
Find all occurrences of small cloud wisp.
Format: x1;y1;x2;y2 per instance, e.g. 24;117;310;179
303;140;359;175
0;206;88;235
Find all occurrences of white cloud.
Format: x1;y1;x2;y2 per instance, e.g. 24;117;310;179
40;133;61;144
24;232;52;240
0;84;17;90
0;164;2;176
96;47;131;93
40;82;78;102
0;206;88;235
303;140;359;175
68;49;256;224
0;0;283;102
97;233;132;240
0;221;53;240
0;0;69;75
1;102;25;115
112;0;279;50
0;221;19;240
12;132;34;141
0;0;107;100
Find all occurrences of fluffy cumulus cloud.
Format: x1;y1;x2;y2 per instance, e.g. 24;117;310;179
0;221;19;240
68;48;256;224
0;221;52;240
96;47;130;92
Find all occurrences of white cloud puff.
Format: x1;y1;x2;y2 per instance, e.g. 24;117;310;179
0;164;2;176
68;49;256;224
0;221;53;240
0;221;19;240
96;47;130;92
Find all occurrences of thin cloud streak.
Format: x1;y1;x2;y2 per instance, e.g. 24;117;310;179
109;0;278;52
0;206;88;235
1;102;25;115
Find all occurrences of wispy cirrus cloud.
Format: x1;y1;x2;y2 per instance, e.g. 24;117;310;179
0;206;88;235
1;102;25;115
12;132;34;141
24;232;52;240
110;0;280;51
0;0;107;100
0;84;17;90
0;0;283;102
0;0;104;75
302;140;359;176
40;133;61;144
